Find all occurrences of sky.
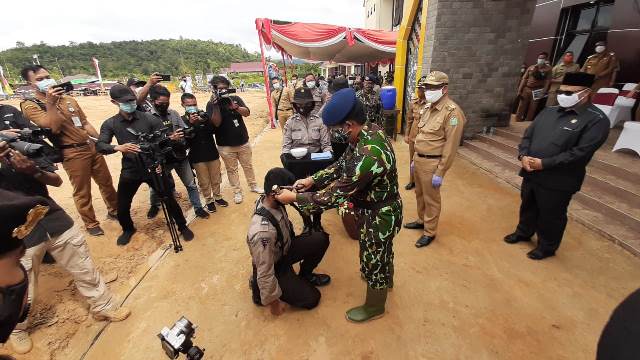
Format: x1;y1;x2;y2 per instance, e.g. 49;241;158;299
1;0;365;56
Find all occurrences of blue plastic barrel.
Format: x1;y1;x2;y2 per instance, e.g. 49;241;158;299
380;86;397;110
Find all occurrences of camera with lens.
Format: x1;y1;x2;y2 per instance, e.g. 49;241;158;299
158;316;204;360
0;128;56;160
127;127;175;168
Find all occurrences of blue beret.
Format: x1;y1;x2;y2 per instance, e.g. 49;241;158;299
321;88;357;126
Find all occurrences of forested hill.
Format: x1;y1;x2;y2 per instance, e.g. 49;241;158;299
0;39;260;81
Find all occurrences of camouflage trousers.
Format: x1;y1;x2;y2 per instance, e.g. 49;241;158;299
357;199;403;289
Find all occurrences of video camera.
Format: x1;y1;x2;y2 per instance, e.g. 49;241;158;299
182;110;209;140
126;127;175;168
0;128;55;159
158;317;204;360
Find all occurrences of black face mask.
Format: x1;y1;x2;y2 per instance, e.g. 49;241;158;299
0;265;29;343
294;103;315;117
154;103;169;114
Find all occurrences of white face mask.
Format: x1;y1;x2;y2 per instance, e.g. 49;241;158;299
36;78;56;93
595;45;606;53
537;58;546;66
424;88;444;103
306;81;316;89
273;83;281;90
556;89;587;108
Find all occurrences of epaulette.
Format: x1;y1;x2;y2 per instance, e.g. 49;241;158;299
446;104;456;112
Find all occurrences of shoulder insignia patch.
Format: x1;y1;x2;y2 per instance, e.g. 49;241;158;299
261;218;269;225
260;238;269;248
450;117;459;126
446;104;456;111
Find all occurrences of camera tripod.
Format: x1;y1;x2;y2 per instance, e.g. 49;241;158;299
147;162;183;253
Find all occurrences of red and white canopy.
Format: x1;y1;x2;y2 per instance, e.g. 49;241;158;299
255;18;397;63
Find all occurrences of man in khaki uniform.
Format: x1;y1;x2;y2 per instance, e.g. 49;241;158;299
20;65;118;236
404;71;466;248
582;41;619;92
516;52;551;122
271;77;293;130
247;168;330;315
547;51;580;106
404;76;428;190
0;147;129;354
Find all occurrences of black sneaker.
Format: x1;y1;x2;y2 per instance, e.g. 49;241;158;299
179;227;194;241
301;273;332;287
117;229;136;246
215;198;229;207
206;202;217;213
147;206;160;219
195;207;210;219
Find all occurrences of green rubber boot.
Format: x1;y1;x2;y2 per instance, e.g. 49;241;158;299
345;286;388;323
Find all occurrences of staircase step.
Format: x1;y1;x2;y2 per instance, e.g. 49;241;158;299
460;141;640;257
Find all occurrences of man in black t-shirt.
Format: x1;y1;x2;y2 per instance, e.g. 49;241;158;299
181;93;228;212
207;76;263;204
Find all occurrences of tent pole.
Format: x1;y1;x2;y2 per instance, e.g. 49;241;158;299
281;52;288;84
258;27;276;129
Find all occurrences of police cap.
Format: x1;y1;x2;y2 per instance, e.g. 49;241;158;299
321;88;357;126
292;87;315;104
424;71;449;86
0;189;49;255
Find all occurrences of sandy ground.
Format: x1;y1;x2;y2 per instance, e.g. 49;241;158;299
2;91;640;360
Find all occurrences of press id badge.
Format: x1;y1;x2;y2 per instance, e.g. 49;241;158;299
233;119;239;127
72;116;83;128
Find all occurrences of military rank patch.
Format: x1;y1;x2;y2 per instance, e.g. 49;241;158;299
450;117;459;126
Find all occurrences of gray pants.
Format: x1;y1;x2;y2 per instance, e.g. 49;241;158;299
150;159;203;209
14;225;114;333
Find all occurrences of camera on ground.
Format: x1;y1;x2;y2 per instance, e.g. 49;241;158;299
158;316;204;360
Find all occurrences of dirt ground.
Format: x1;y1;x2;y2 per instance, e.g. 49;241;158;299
2;91;640;360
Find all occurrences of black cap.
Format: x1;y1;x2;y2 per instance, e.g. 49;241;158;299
329;77;349;94
0;189;49;255
292;87;315;104
364;75;378;83
126;78;146;87
562;72;595;87
110;84;137;102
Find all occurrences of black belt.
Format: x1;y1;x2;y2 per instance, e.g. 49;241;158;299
351;193;400;211
59;141;90;150
417;153;442;159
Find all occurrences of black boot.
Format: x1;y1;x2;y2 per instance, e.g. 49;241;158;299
312;213;325;233
301;214;313;234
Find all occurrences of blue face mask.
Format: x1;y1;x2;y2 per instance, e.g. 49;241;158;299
185;106;198;114
36;78;56;93
119;101;137;114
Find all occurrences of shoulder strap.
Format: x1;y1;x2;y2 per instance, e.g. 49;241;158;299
254;207;285;251
20;98;47;112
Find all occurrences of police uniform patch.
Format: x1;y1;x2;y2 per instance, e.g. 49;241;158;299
450;117;459;126
260;238;269;248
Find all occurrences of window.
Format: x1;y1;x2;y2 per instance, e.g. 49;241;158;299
554;0;615;65
392;0;405;28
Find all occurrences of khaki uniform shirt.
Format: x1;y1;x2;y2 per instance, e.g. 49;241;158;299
407;97;427;142
271;88;292;112
549;62;580;92
521;64;552;89
282;113;332;154
21;95;91;146
247;201;293;306
581;52;619;89
414;96;466;177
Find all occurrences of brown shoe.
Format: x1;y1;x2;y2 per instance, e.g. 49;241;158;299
87;226;105;236
93;306;131;322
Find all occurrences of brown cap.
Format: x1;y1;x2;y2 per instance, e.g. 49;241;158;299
416;76;428;89
424;71;449;85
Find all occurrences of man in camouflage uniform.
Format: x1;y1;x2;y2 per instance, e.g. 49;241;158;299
404;76;428;190
276;88;402;323
356;75;383;128
581;41;619;92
